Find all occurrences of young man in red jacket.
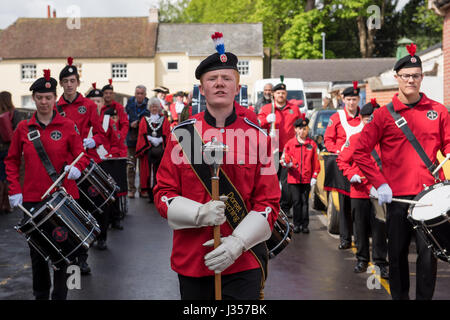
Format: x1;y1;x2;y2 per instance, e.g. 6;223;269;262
352;44;450;300
324;82;364;250
6;69;90;300
337;99;388;278
281;117;320;233
154;34;280;300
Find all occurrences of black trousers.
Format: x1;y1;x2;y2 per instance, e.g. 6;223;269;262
351;198;387;265
338;193;353;243
277;166;292;213
386;197;437;300
23;202;68;300
289;183;311;228
178;269;262;300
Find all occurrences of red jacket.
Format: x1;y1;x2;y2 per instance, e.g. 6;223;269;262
154;110;280;277
352;93;450;196
337;132;381;198
258;100;303;152
57;93;106;163
283;136;320;184
324;107;363;153
235;101;258;124
100;100;128;156
5;112;90;202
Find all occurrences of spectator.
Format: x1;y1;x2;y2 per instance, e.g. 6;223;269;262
254;83;273;114
322;95;334;109
0;91;19;214
125;85;150;198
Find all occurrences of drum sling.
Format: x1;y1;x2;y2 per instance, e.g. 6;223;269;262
386;102;439;179
172;122;269;284
27;122;59;183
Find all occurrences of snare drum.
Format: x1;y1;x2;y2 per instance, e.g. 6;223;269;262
15;190;100;269
77;160;119;215
266;210;293;259
407;181;450;263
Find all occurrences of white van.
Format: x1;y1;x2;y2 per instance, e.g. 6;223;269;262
252;78;310;114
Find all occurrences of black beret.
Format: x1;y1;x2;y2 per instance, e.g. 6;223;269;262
195;52;238;80
59;57;78;81
294;118;309;128
360;99;380;116
102;79;114;92
342;86;360;97
30;69;57;93
394;43;422;72
272;83;287;92
86;89;103;98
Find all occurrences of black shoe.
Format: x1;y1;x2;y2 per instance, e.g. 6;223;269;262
377;264;389;279
338;241;351;250
293;225;301;233
302;226;310;234
79;261;91;275
354;261;368;273
97;239;107;250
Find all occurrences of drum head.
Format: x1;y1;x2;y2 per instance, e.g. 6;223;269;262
409;181;450;221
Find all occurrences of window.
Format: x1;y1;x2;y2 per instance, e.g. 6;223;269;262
167;62;178;71
112;63;127;80
237;60;249;75
21;95;36;109
21;64;37;80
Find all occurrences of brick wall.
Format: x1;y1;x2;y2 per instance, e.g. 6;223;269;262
364;83;397;106
444;10;450;108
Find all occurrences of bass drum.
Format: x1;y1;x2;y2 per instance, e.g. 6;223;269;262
266;209;293;259
15;190;100;269
407;181;450;263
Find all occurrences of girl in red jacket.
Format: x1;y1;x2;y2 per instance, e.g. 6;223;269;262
281;117;320;233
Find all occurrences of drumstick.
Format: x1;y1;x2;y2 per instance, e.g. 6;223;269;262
18;204;34;219
41;152;85;200
370;195;432;206
432;154;450;176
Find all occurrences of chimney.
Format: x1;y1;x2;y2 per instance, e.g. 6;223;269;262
47;5;51;18
149;8;159;23
53;9;56;18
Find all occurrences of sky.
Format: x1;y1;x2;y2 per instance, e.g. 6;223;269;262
0;0;411;30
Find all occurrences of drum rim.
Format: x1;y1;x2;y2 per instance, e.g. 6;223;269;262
407;180;450;221
268;209;292;255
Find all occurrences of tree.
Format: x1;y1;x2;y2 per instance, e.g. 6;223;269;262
157;0;190;23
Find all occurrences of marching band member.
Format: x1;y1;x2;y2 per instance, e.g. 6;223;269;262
352;44;450;300
281;117;320;234
101;79;129;158
154;33;280;300
5;69;90;300
324;81;363;250
57;58;107;273
336;99;388;278
257;81;303;217
135;97;170;203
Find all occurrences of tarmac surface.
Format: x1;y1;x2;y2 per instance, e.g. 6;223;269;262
1;195;450;300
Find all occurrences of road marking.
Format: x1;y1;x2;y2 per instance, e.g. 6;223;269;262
0;264;30;286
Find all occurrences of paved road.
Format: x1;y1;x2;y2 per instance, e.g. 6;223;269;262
1;196;450;300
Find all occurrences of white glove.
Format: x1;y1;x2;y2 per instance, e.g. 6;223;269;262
9;193;23;208
376;183;392;206
369;186;378;198
286;161;293;168
203;210;272;273
83;138;96;149
310;178;317;187
65;165;81;180
266;113;276;124
350;174;362;183
167;196;228;230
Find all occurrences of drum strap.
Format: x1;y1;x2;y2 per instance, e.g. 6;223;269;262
172;122;268;282
371;149;382;170
27;124;59;182
386;102;439;179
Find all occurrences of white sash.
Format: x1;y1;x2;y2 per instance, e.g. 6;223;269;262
337;109;364;150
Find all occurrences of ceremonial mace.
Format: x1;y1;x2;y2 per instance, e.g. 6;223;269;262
203;137;228;300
